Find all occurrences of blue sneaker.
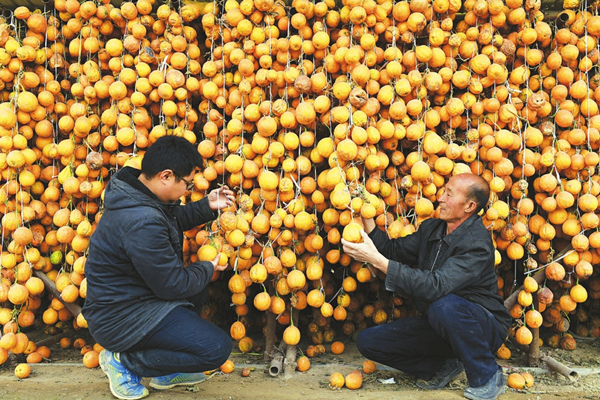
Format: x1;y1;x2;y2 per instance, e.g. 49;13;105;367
149;372;207;390
99;350;149;400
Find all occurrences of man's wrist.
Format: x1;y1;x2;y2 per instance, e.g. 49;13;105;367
374;254;388;274
364;218;376;234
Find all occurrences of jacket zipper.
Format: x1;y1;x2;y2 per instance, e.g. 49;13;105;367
430;240;443;271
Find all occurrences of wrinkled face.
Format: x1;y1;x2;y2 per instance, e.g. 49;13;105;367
438;176;472;225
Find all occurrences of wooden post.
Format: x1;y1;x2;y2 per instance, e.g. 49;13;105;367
504;270;544;367
283;308;300;378
33;270;82;318
264;310;277;361
528;327;540;367
35;331;73;347
283;342;297;379
264;278;277;361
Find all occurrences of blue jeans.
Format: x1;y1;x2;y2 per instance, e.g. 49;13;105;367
357;294;503;387
119;301;232;377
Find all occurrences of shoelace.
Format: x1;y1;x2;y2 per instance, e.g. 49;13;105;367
128;373;142;385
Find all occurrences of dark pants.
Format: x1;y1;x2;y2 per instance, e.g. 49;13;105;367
356;294;503;387
120;290;232;377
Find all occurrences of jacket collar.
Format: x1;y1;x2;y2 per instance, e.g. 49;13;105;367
113;167;182;210
427;213;481;245
117;167;159;201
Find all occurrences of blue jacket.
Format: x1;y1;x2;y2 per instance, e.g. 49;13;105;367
370;214;511;339
82;167;217;352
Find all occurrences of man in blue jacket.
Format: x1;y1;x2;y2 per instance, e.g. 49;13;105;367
342;173;510;400
83;136;236;400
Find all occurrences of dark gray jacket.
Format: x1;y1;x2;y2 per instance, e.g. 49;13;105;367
82;167;217;352
369;214;511;338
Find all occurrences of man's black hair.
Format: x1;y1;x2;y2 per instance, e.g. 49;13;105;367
465;175;490;213
141;135;202;180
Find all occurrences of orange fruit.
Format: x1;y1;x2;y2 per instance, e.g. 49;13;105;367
297;356;310;372
26;352;43;364
36;346;51;359
238;336;254;353
59;337;72;349
331;341;345;355
507;373;525;389
83;350;99;368
220;359;235;374
342;222;364;243
345;370;363;389
93;343;104;353
329;372;345;388
362;360;377;374
15;363;31;379
522;372;534;388
80;345;93;355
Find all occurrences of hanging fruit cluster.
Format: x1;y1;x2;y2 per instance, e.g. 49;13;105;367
3;0;600;371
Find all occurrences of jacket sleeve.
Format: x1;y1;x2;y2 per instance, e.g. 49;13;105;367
368;225;421;267
174;197;218;231
385;239;492;303
122;218;214;300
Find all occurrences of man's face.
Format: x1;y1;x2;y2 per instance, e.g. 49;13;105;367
438;176;470;224
161;169;196;203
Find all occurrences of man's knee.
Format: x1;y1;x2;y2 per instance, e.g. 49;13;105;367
428;294;464;327
199;327;232;369
214;330;233;365
356;328;377;358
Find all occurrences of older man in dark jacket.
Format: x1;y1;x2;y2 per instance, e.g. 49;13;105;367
83;136;235;400
342;173;510;400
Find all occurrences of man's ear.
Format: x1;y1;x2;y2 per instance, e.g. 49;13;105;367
465;200;477;214
158;170;172;183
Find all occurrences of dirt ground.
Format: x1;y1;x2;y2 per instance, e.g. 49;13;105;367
1;330;600;400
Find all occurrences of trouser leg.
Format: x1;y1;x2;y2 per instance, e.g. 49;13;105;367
427;294;504;387
119;306;232;377
356;315;455;380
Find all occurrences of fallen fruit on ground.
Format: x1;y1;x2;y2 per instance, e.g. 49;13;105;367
14;364;31;379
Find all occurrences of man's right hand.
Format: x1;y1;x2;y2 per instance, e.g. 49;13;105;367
211;254;228;272
341;230;389;274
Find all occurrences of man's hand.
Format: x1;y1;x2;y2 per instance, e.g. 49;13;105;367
211;254;228;272
362;217;376;234
341;230;389;274
208;185;235;211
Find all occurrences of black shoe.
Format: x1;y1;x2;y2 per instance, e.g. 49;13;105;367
415;358;464;390
463;368;506;400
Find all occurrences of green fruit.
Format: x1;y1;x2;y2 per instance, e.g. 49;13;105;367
50;251;63;265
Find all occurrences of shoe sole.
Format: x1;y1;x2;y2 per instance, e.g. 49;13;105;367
463;386;505;400
99;353;149;400
149;377;206;390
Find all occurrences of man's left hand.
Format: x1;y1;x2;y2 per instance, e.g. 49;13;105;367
341;230;388;274
208;185;235;211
